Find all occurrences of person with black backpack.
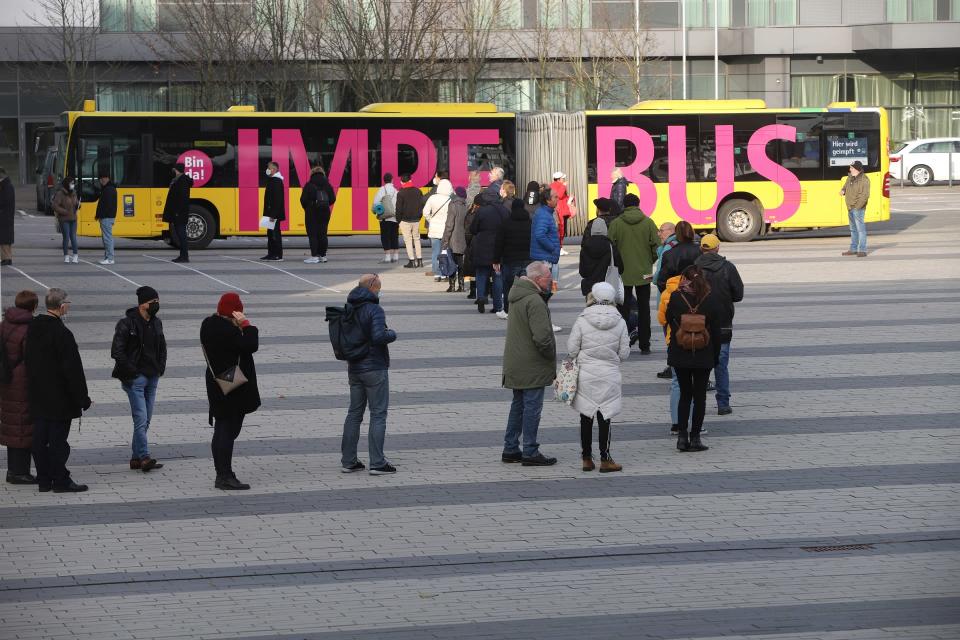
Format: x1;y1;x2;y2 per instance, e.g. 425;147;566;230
300;165;336;264
336;274;397;475
665;265;722;453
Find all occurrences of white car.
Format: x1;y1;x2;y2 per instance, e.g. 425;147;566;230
890;138;960;186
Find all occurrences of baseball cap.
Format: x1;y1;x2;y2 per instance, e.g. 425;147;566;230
552;171;566;180
700;234;721;250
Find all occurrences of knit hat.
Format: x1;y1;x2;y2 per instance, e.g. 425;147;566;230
552;171;566;180
623;193;640;208
217;292;244;316
136;286;159;304
593;197;613;213
700;233;720;251
590;218;608;237
454;186;467;199
511;198;526;213
591;282;616;304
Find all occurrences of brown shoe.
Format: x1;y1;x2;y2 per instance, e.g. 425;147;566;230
599;458;623;473
841;250;857;256
857;252;867;257
140;457;163;472
582;456;595;472
129;458;141;470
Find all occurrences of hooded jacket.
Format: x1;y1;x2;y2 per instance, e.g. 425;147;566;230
566;303;630;419
0;307;33;448
607;206;660;285
25;314;91;420
609;177;629;209
502;278;556;389
441;195;468;254
530;204;561;263
111;307;168;381
345;286;396;375
300;172;336;217
52;187;79;222
499;199;532;264
578;221;623;297
655;241;702;292
263;172;285;221
694;252;744;342
423;179;454;239
396;185;425;223
200;314;260;422
162;173;194;224
469;200;505;267
95;180;117;220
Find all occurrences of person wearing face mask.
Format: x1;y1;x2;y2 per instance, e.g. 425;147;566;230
94;168;118;265
162;163;194;263
111;286;167;473
52;176;80;263
26;288;92;493
261;161;285;261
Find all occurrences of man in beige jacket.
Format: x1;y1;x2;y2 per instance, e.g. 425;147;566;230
840;160;870;257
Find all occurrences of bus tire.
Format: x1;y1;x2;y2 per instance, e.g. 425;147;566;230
185;205;217;249
909;164;932;186
716;199;761;242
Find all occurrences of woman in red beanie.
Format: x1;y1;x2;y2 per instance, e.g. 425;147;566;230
200;292;260;490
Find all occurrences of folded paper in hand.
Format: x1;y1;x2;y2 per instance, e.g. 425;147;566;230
259;216;276;230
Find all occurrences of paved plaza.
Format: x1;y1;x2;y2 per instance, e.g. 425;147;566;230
1;186;959;639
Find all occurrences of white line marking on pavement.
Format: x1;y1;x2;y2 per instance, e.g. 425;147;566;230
143;254;250;294
78;259;141;287
6;266;49;289
221;256;341;293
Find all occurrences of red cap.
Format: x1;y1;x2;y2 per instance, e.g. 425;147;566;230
217;292;244;316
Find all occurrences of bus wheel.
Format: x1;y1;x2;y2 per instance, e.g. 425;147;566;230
185;206;216;249
716;199;761;242
909;165;932;186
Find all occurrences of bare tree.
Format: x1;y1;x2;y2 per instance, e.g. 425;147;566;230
250;0;307;111
452;0;507;103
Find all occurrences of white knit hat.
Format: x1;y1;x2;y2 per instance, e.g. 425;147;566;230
591;282;616;304
552;171;566;180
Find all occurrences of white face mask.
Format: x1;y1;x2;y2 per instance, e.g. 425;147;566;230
68;182;75;191
265;169;272;176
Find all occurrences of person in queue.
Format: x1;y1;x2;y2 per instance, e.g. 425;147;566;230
530;186;562;331
470;187;507;315
440;186;469;293
653;221;677;379
162;162;194;263
423;178;454;281
499;197;533;317
95;168;118;265
373;173;399;264
300;165;336;264
396;174;425;269
261;161;285;261
1;290;39;484
578;217;622;302
608;193;659;354
52;176;80;263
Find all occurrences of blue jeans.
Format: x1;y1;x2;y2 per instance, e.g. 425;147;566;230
551;262;559;283
122;374;159;460
715;342;731;409
475;265;504;312
502;260;529;313
60;220;78;255
99;218;115;260
341;369;389;469
430;238;441;275
848;208;866;253
504;387;545;458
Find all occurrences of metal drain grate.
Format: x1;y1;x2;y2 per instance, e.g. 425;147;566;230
801;544;875;552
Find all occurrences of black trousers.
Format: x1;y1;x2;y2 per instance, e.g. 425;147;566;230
676;367;711;435
580;412;611;459
211;413;244;477
31;417;73;488
305;209;331;257
266;225;283;258
379;220;399;250
621;284;651;350
6;446;34;476
173;221;189;259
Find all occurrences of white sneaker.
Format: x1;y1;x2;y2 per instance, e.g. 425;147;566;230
318;256;328;263
63;255;71;263
552;324;562;332
99;259;114;265
71;254;79;263
496;310;508;320
303;257;320;264
559;248;569;256
391;255;399;262
379;257;392;263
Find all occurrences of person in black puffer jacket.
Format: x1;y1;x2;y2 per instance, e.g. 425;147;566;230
470;197;507;315
300;166;337;263
579;218;623;299
498;199;532;314
656;220;701;292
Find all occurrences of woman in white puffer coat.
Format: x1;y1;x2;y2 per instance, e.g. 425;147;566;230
567;282;630;473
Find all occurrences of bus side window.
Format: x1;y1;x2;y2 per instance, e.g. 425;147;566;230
78;136;111;201
112;136;142;186
777;114;822;181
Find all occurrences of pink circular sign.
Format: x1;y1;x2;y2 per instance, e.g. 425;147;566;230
177;150;213;187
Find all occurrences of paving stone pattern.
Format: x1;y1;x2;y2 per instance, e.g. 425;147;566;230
0;191;959;639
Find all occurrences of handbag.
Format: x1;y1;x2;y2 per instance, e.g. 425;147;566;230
438;250;458;277
201;344;248;395
553;356;579;405
604;244;625;304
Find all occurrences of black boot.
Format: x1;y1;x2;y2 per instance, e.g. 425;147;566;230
456;273;464;292
403;259;416;268
467;281;476;299
476;298;486;314
446;277;456;292
688;431;709;452
676;429;690;452
415;258;423;267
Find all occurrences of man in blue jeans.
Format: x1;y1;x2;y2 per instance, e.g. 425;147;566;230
840;160;870;257
501;261;557;466
111;286;167;472
95;169;118;265
341;274;398;475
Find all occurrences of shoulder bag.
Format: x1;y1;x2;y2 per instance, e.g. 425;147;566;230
604;244;625;304
201;343;248;395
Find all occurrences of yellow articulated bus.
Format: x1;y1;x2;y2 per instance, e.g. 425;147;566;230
54;99;888;247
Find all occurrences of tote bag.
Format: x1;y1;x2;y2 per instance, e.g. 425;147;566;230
554;356;579;404
604;245;625;304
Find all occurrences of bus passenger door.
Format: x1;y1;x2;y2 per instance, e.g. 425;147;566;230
77;134;152;238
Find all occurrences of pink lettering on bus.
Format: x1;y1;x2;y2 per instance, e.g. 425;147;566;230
381;129;436;189
746;124;802;222
449;129;500;191
667;125;734;225
327;129;370;231
237;128;261;232
596;126;657;215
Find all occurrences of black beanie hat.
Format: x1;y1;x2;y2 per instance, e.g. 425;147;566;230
136;286;159;304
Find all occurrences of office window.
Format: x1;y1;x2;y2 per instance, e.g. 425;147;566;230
684;0;730;26
955;0;960;19
773;0;796;24
744;0;795;25
540;0;589;27
477;80;532;112
475;0;522;28
101;0;157;31
100;0;128;31
887;0;938;21
642;0;680;27
746;0;768;25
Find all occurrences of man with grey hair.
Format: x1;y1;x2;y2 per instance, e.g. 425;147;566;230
26;288;92;492
500;260;557;466
484;166;505;199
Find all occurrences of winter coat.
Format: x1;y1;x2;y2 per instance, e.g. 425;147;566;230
653;234;678;290
441;196;468;254
499;203;532;264
200;314;260;422
502;278;556;390
665;287;723;370
550;180;572;221
373;183;398;223
579;235;623;297
25;314;90;421
395;186;425;223
162;173;194;224
95;180;117;220
567;303;630;419
655;241;701;292
607;206;660;286
609;177;629;209
0;176;15;245
530;204;561;264
0;307;33;448
111;308;168;381
484;179;503;200
52;188;79;222
694;252;744;343
345;286;397;375
657;275;680;344
263;173;285;221
423;179;454;240
469;202;504;267
842;172;870;210
300;173;336;219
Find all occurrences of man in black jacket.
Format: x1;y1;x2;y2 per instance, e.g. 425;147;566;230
95;169;118;265
395;174;424;268
340;274;397;476
261;161;285;261
112;286;167;472
299;166;336;263
26;288;92;492
162;163;194;263
695;234;744;416
0;167;14;265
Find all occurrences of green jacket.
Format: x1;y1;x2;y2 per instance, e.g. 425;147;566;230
842;173;870;210
607;206;661;286
502;278;556;390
